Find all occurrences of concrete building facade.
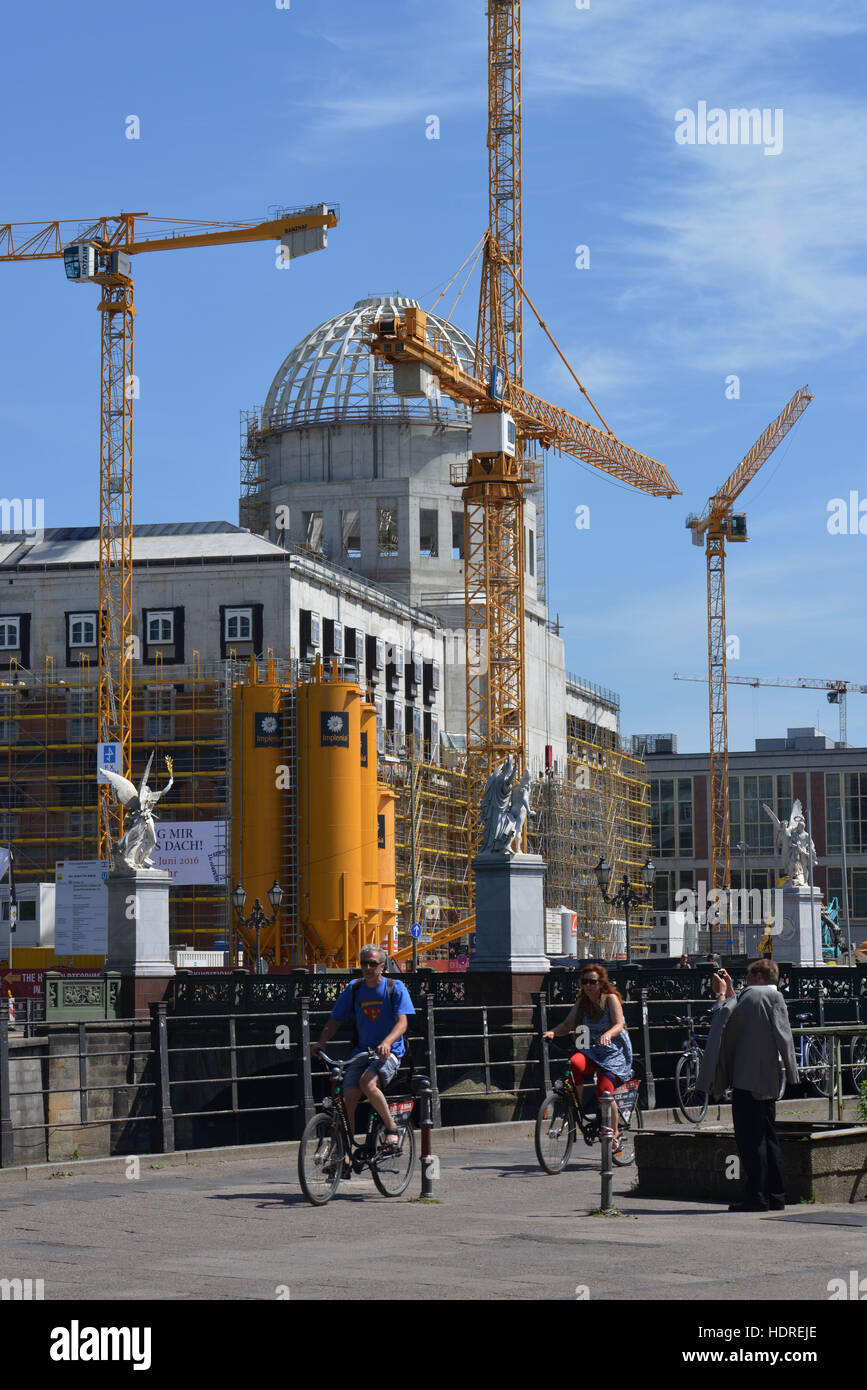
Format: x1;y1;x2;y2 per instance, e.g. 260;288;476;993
643;726;867;954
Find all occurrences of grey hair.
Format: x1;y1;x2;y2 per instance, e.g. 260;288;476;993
360;945;387;965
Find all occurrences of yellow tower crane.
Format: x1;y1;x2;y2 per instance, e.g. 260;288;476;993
673;672;867;746
369;1;679;901
684;385;813;897
0;205;337;857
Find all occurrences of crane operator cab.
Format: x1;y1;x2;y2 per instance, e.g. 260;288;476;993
63;242;131;283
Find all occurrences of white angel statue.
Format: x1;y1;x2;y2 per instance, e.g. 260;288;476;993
763;799;816;887
99;753;174;873
494;770;535;855
479;755;516;853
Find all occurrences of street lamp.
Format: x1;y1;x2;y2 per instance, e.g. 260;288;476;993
232;879;283;973
736;841;750;954
593;856;656;964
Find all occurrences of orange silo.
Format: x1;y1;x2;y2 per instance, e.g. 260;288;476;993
231;661;286;964
359;698;381;938
377;786;397;951
297;661;365;966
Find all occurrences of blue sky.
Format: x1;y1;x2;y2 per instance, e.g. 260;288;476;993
1;0;865;752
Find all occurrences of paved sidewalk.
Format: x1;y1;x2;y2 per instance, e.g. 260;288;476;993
1;1126;864;1302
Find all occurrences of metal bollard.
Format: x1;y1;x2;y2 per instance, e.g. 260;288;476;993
415;1076;439;1200
599;1092;613;1213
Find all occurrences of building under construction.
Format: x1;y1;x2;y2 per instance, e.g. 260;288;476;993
0;292;652;967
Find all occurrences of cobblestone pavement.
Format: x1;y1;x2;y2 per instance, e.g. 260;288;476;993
1;1133;865;1304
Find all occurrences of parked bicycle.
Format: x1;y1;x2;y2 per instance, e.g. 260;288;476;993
535;1068;643;1172
670;1008;829;1122
778;1013;830;1100
298;1049;416;1205
850;1030;867;1092
669;1014;713;1124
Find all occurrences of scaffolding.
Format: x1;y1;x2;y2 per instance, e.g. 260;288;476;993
0;656;231;955
530;716;651;956
239;408;270;538
1;651;648;964
379;732;471;958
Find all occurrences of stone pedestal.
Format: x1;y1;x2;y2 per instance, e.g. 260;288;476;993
469;853;549;974
105;869;175;1017
746;884;822;965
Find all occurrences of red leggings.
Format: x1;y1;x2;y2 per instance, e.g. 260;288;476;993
570;1051;616;1100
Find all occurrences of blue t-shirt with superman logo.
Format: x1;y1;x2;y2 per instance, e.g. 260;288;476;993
331;977;415;1057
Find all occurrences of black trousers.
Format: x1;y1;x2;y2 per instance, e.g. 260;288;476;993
731;1088;785;1208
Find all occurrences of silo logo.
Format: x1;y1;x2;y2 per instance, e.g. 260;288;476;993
254;712;282;747
321;712;349;747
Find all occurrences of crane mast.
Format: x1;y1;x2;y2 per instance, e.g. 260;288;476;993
367;2;680;904
686;386;812;896
1;206;337;858
461;0;527;861
98;270;136;850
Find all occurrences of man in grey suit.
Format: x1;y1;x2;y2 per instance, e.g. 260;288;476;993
704;959;799;1212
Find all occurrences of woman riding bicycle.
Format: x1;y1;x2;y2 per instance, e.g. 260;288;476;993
542;963;633;1150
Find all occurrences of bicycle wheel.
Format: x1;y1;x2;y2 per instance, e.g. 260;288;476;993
612;1096;643;1167
298;1112;344;1206
534;1092;575;1174
675;1051;709;1123
801;1035;830;1098
849;1035;867;1093
370;1119;416;1197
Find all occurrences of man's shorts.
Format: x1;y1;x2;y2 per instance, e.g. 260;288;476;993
343;1050;401;1093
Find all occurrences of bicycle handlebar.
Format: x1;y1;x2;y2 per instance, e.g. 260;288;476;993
313;1048;379;1071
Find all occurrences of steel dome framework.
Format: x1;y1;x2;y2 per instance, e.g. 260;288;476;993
261;295;475;429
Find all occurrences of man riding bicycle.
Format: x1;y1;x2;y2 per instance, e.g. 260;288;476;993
313;946;415;1155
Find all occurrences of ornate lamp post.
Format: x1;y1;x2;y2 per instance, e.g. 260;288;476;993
736;840;750;954
232;879;283;973
593;856;656;964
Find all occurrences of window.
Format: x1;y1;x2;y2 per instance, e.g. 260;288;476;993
0;617;20;649
378;506;399;556
68;718;97;741
827;772;867;855
419;508;438;558
67;686;97;714
452;512;464;560
225;608;253;642
651;777;693;858
303;511;323;552
728;773;789;855
526;528;535;577
68;613;97;647
146;610;174;645
828;866;867;922
341;509;361;558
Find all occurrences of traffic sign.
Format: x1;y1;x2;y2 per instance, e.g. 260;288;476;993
96;742;123;783
410;923;422;940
